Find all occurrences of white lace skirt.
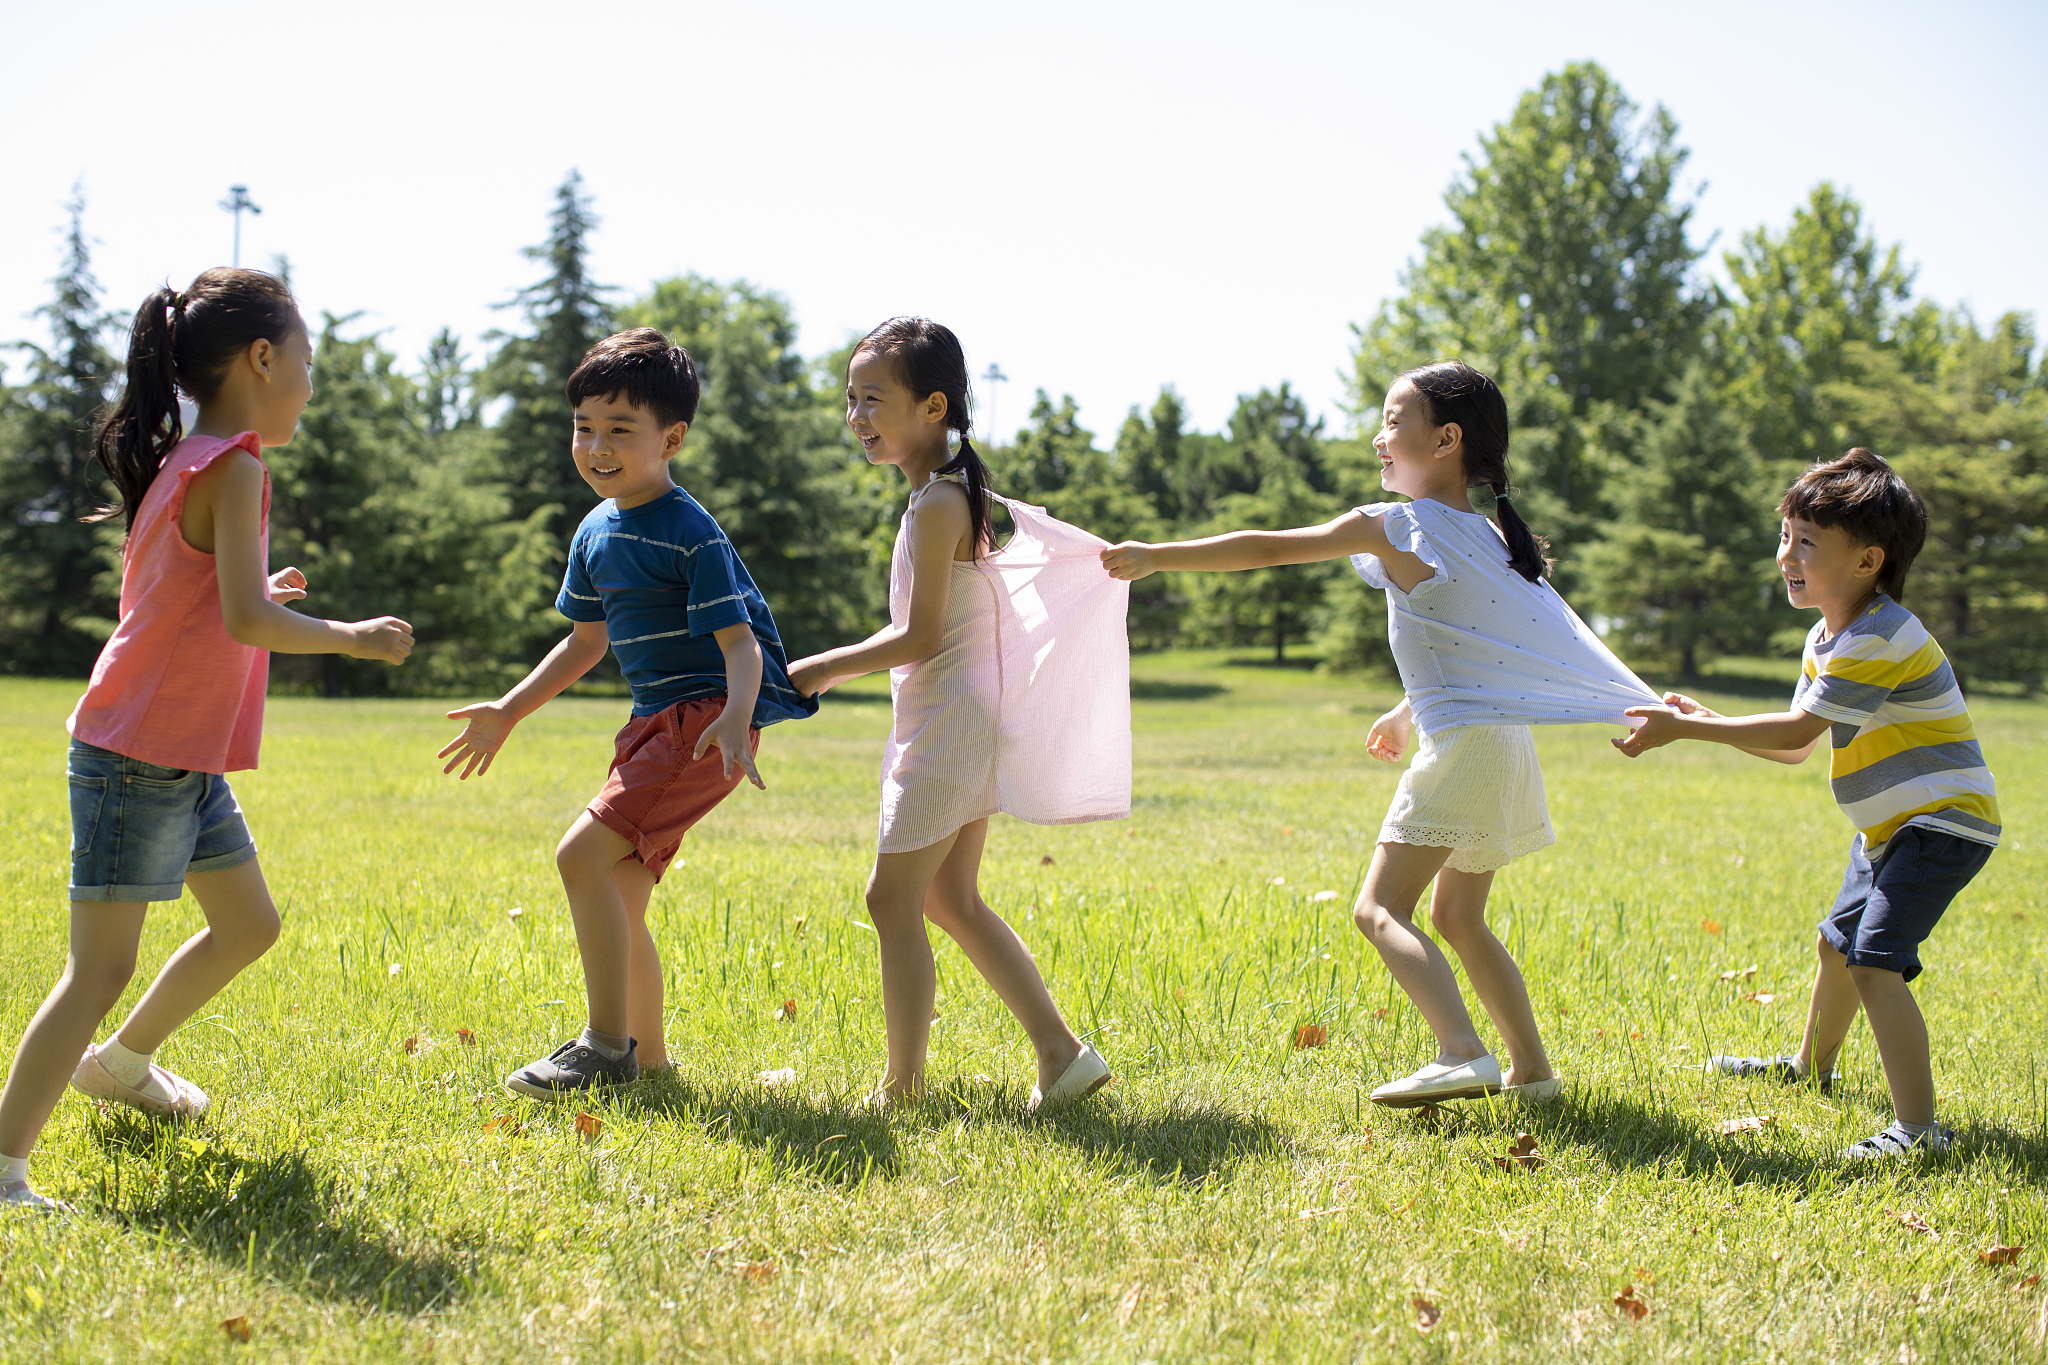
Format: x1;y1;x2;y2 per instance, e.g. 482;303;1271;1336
1379;723;1554;874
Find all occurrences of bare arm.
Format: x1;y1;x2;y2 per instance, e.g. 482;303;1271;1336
195;449;413;662
438;620;610;778
693;622;766;789
787;482;969;696
1612;696;1830;762
1099;508;1437;594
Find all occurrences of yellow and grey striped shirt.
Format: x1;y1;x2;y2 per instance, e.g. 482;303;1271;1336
1794;595;2000;856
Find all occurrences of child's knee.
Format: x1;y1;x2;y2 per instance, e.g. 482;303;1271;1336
1846;962;1904;992
69;954;137;1012
1814;935;1848;969
1351;900;1406;942
1428;900;1478;942
244;905;283;956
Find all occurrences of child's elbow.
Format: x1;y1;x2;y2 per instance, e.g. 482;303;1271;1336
221;606;265;647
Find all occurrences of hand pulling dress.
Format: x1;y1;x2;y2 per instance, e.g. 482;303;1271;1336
878;476;1132;854
1350;498;1660;873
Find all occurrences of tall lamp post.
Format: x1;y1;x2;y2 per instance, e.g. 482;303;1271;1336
980;363;1009;449
219;185;261;267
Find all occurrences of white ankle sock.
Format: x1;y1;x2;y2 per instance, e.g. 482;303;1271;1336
0;1154;27;1185
99;1038;176;1104
1893;1118;1935;1138
579;1026;630;1061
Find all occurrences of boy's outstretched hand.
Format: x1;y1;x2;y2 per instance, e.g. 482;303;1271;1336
1100;542;1158;581
1611;704;1683;758
696;702;766;790
440;702;514;779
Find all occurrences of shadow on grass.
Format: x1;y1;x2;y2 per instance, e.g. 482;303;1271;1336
617;1073;899;1184
922;1079;1289;1184
1130;680;1228;701
86;1111;474;1314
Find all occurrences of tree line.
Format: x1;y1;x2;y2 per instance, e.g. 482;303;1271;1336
3;63;2043;693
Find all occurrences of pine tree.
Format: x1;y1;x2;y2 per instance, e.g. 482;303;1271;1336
0;189;119;674
481;170;615;530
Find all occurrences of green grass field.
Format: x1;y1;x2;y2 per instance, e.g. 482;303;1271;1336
0;656;2043;1362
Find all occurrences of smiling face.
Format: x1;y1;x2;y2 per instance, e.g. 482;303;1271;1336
1372;380;1464;502
572;393;685;508
1778;515;1885;625
846;348;950;474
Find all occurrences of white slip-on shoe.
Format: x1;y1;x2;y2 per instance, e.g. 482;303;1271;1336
1027;1045;1112;1113
1370;1053;1504;1108
0;1180;71;1214
1502;1076;1565;1104
70;1045;208;1119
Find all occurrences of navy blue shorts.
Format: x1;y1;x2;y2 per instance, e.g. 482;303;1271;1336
67;739;256;902
1818;825;1991;982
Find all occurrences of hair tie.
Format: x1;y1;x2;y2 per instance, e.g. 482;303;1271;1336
169;291;187;314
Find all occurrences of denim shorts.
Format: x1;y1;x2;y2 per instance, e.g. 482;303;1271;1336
1818;825;1992;982
67;739;256;902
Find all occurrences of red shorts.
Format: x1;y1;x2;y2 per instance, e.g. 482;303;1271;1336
587;698;758;881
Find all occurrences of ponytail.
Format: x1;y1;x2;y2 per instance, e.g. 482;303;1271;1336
88;267;301;530
855;316;995;558
1397;360;1552;583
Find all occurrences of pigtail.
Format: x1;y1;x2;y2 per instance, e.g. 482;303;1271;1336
937;434;994;558
1399;360;1553;583
86;269;301;532
88;288;186;530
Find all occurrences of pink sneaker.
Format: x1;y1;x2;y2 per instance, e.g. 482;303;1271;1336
70;1045;209;1119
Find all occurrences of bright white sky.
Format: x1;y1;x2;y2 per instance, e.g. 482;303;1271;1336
3;1;2044;442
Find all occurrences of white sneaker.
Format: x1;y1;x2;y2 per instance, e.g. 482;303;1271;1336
1370;1054;1504;1108
1027;1045;1112;1113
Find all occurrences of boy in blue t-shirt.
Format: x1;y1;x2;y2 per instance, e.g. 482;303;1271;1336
439;329;818;1097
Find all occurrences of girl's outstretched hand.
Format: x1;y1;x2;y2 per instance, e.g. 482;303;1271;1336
1365;706;1412;763
1099;542;1158;581
786;658;833;700
694;704;766;790
440;701;513;779
348;617;414;665
267;566;307;604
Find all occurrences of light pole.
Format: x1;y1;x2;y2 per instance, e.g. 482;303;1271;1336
219;185;261;267
980;363;1009;449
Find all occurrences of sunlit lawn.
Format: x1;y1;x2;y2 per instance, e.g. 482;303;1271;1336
0;654;2042;1362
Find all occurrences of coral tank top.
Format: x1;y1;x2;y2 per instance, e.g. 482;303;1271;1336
67;432;271;773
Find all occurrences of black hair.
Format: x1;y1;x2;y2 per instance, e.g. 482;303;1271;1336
1395;360;1552;583
89;267;302;530
1778;447;1927;603
565;327;700;428
854;316;994;557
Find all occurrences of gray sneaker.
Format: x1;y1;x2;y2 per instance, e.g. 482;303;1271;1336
1841;1122;1953;1162
1707;1054;1837;1094
505;1037;638;1100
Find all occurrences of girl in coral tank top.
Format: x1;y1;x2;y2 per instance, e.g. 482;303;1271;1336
0;270;414;1210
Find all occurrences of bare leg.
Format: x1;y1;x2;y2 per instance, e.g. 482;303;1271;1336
1351;842;1487;1064
865;832;965;1100
1427;867;1551;1085
1848;965;1935;1126
114;860;282;1054
0;904;147;1158
1794;936;1862;1079
615;859;665;1068
556;814;639;1040
920;819;1083;1094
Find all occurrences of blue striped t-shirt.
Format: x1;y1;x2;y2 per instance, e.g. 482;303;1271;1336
557;487;817;726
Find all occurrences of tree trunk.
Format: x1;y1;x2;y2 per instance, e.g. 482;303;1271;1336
323;653;344;699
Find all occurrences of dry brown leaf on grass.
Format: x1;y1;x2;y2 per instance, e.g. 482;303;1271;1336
774;999;798;1021
402;1034;420;1055
1371;1007;1388;1020
220;1317;252;1341
1890;1209;1939;1239
1980;1245;2025;1266
758;1068;797;1089
481;1114;522;1136
1613;1285;1649;1321
737;1260;778;1281
1039;855;1055;866
575;1111;603;1141
1411;1298;1441;1333
1116;1283;1144;1326
1493;1132;1544;1171
1701;919;1723;935
2014;1273;2042;1292
1719;965;1759;982
456;1027;477;1046
1739;991;1778;1005
1716;1115;1776;1136
1293;1024;1328;1049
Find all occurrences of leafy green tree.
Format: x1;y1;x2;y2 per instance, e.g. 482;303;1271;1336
1722;182;1915;470
481;170;614;530
1579;362;1777;676
1350;61;1710;548
420;327;480;439
1823;320;2048;688
620;275;884;655
0;191;119;674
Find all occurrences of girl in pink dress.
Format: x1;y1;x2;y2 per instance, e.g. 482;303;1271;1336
788;318;1128;1110
0;270;414;1210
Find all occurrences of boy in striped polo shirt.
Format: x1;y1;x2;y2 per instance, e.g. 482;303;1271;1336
1615;449;1998;1161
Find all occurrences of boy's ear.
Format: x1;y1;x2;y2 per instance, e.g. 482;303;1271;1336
663;421;688;457
1854;542;1886;581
